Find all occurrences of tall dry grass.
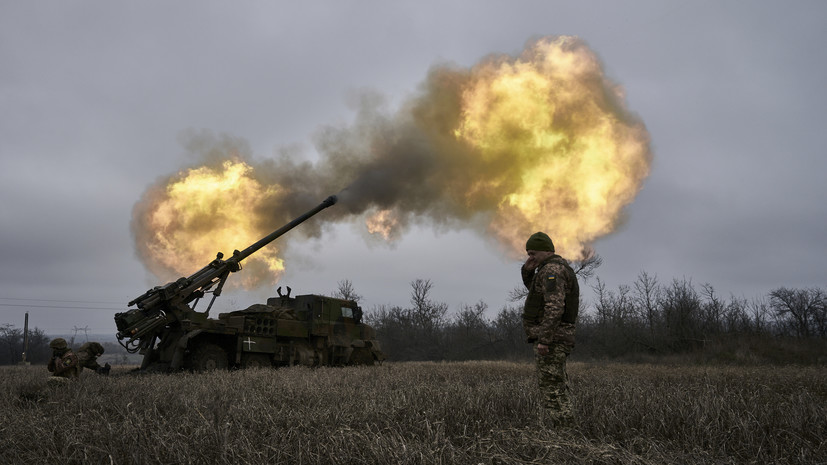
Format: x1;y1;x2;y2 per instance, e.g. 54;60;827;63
1;361;824;464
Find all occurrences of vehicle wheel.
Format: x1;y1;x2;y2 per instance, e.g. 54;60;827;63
348;347;375;366
189;343;229;372
241;353;272;369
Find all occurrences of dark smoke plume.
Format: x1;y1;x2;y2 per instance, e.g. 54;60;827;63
132;36;652;285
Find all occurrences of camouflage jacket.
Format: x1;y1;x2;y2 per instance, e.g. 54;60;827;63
47;349;80;378
522;255;580;349
77;342;104;371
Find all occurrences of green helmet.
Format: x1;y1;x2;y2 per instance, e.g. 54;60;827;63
91;342;104;355
49;338;68;350
81;342;105;355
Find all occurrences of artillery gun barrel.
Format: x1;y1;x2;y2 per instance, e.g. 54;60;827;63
235;194;337;262
118;194;338;338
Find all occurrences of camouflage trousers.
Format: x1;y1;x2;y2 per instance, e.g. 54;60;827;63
534;343;574;426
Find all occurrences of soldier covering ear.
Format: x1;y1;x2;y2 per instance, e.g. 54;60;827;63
522;232;579;428
47;338;80;380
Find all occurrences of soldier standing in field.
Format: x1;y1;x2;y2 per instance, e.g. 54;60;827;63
521;232;580;427
77;342;111;375
47;338;80;381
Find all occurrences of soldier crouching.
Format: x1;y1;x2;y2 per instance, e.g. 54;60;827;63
47;338;80;383
77;342;111;375
521;232;580;428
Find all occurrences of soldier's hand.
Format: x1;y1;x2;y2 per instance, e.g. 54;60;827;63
537;343;549;356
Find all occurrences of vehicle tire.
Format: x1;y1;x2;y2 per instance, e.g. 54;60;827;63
241;353;272;369
189;343;229;372
348;347;375;366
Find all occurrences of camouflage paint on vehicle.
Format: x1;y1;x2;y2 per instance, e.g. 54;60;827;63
113;195;385;372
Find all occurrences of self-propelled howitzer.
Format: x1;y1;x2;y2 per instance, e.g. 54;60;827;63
114;195;384;372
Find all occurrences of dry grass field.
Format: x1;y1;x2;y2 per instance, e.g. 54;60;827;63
1;361;824;464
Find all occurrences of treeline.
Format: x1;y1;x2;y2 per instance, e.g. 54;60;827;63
357;275;827;364
0;324;50;365
364;280;531;361
0;325;130;366
4;273;823;366
580;273;826;356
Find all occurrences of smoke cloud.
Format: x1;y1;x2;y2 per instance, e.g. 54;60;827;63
132;36;652;286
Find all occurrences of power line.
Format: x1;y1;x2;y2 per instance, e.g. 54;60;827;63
0;296;126;311
0;303;123;311
0;297;125;304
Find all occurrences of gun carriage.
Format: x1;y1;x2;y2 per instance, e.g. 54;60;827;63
115;195;384;371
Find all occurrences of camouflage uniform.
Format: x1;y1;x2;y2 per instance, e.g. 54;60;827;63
47;338;80;379
522;250;580;427
77;342;110;374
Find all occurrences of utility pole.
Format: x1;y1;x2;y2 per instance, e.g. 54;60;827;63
19;312;30;365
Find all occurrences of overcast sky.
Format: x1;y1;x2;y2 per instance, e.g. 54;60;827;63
2;1;825;336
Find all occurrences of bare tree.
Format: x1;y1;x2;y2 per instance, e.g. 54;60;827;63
0;324;22;364
700;284;724;334
660;278;704;350
492;306;527;357
748;297;772;334
571;247;603;281
588;278;643;354
452;301;489;333
410;278;433;312
592;278;610;327
447;301;496;360
334;279;362;302
722;296;751;334
0;324;50;365
633;271;660;348
409;279;448;332
508;284;528;302
769;287;826;338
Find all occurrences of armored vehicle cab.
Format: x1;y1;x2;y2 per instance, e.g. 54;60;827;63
203;289;384;370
